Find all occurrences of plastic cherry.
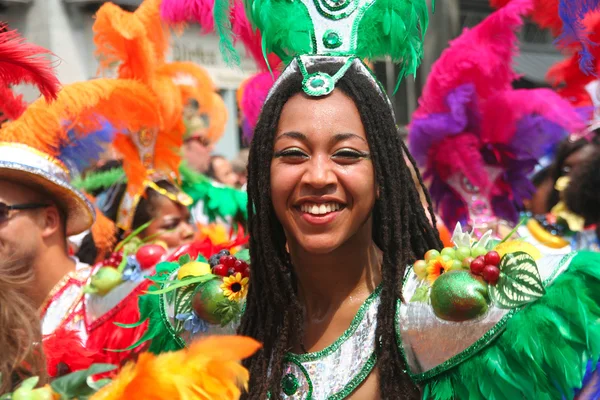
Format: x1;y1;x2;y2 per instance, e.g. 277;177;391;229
233;259;247;273
220;256;236;268
482;265;500;284
470;256;486;275
484;251;501;266
242;267;250;278
212;264;228;276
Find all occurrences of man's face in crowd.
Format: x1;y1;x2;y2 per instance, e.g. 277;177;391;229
0;180;46;262
183;137;213;174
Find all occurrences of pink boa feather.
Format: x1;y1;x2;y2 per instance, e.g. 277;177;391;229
239;70;280;139
160;0;215;32
481;89;586;145
414;0;532;117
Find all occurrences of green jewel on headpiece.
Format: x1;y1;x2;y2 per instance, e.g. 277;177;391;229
217;0;433;97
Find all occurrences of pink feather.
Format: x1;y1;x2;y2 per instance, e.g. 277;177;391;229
414;0;532;117
240;70;280;139
230;0;281;70
0;25;60;101
160;0;281;70
160;0;215;32
481;89;587;145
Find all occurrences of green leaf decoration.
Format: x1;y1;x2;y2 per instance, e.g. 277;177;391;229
178;254;192;266
114;220;153;252
235;249;250;263
410;286;430;303
50;364;116;398
86;377;112;392
148;274;216;295
215;300;242;326
489;252;546;309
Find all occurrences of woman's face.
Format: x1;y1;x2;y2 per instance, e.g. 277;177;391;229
143;196;195;249
270;89;376;255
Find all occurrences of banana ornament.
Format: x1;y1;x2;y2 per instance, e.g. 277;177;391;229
526;219;570;249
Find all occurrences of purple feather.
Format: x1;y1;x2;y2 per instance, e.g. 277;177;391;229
409;84;480;166
58;119;116;175
556;0;600;75
510;116;569;161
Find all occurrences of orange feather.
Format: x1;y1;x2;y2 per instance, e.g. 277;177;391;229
0;78;162;158
90;336;261;400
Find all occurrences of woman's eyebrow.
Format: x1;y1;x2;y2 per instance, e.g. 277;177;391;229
274;131;308;143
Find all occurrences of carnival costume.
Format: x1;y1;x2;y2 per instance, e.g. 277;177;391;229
109;0;600;399
0;23;177;376
407;0;585;238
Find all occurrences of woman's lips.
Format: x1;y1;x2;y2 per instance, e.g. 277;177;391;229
295;202;346;226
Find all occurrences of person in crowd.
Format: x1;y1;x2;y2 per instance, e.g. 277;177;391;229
231;148;250;189
207;155;239;187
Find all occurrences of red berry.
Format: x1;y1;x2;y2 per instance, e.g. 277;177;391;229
242;267;250;278
470;257;486;275
484;251;501;266
233;259;247;273
136;244;167;270
482;265;500;284
220;256;236;268
212;264;228;276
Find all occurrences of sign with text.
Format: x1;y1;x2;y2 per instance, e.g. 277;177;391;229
169;27;259;90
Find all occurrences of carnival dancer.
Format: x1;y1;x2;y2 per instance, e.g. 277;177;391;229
0;22;169;375
407;0;585;239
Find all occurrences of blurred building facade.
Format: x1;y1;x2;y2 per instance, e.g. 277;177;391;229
0;0;563;148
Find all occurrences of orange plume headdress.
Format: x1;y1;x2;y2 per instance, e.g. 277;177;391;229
93;0;224;232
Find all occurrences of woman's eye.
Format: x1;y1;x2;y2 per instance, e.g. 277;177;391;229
332;149;369;160
274;148;309;159
162;221;180;230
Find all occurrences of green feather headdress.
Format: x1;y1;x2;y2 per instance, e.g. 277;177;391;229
216;0;433;97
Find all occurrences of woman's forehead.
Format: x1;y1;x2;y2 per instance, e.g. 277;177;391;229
276;90;366;140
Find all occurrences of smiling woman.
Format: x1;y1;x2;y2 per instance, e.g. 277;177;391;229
242;59;442;399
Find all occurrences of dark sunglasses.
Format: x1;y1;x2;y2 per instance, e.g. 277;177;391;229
0;202;51;223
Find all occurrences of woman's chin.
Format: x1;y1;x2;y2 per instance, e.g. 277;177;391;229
296;236;343;255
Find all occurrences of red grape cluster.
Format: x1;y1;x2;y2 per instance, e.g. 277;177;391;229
209;250;250;278
470;251;501;284
101;252;123;268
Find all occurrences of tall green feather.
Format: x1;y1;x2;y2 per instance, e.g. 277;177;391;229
356;0;431;80
420;251;600;399
243;0;314;63
214;0;241;65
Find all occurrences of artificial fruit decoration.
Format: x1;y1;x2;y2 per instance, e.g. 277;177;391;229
430;270;489;322
135;244;167;270
191;277;241;325
84;267;123;296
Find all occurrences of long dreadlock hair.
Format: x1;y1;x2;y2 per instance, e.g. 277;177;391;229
240;60;442;399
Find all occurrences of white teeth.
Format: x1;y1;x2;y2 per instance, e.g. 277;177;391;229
300;202;343;215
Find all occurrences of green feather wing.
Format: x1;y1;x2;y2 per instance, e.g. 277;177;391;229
356;0;431;79
422;251;600;400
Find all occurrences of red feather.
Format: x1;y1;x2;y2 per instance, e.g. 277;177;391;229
42;327;95;377
0;84;26;121
85;280;151;368
0;24;60;101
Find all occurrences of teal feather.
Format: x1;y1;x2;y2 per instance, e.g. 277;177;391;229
423;251;600;400
214;0;241;65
